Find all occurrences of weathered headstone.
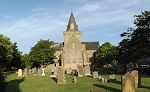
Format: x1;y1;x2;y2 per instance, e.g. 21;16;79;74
28;69;32;75
98;75;102;80
42;68;45;76
50;65;57;78
109;74;116;80
101;77;105;83
122;72;135;92
92;71;99;79
84;65;91;76
32;68;37;76
73;76;77;83
66;67;72;74
23;68;28;76
77;65;84;77
37;68;42;76
18;69;23;77
104;78;108;83
131;70;138;88
57;66;66;84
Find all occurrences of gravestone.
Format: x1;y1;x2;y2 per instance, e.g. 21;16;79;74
18;69;23;77
122;72;135;92
28;69;32;75
45;64;51;73
42;68;45;76
32;68;37;76
37;68;42;76
101;77;105;83
50;65;57;78
98;75;102;80
104;78;108;83
109;74;116;80
84;65;91;76
130;70;138;88
73;76;77;83
57;66;66;84
77;65;84;77
92;71;99;79
23;68;28;76
66;67;72;74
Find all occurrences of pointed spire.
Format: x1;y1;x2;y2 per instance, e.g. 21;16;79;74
66;12;79;31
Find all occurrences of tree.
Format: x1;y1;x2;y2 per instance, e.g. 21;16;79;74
29;39;55;67
0;34;13;69
8;42;22;69
95;42;119;67
118;11;150;65
21;53;32;69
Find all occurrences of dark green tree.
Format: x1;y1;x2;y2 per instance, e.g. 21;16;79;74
118;11;150;64
95;42;119;67
29;39;55;67
0;34;13;69
8;42;22;69
21;53;32;69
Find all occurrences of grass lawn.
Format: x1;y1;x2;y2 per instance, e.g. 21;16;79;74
6;73;150;92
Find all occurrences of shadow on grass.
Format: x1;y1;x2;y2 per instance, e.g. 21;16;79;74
6;77;25;92
93;84;121;92
109;80;121;85
140;85;150;89
51;78;57;83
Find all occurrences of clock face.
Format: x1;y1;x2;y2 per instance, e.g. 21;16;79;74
70;23;74;30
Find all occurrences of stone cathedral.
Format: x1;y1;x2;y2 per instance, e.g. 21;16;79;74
54;13;99;70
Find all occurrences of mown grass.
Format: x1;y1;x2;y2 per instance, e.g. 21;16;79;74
6;73;150;92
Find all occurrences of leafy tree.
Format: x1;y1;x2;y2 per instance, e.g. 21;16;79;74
21;53;32;69
95;42;119;67
118;11;150;65
0;69;6;92
29;39;55;67
0;34;13;69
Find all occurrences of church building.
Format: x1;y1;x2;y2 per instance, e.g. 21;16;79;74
54;13;99;70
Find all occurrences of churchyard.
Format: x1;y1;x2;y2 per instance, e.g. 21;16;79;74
5;68;150;92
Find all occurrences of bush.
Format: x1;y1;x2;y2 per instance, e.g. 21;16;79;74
0;69;6;92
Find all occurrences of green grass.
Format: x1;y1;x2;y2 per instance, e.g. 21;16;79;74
6;73;150;92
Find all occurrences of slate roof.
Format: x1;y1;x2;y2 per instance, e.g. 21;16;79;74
54;42;99;51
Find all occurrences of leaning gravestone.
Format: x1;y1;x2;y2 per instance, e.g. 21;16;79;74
18;69;23;77
23;68;28;76
130;70;138;88
122;72;135;92
57;66;66;84
84;65;91;76
77;65;84;77
92;71;99;79
50;65;57;78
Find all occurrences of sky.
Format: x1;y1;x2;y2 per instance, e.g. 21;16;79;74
0;0;150;53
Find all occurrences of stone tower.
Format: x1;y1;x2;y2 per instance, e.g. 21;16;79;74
63;13;86;69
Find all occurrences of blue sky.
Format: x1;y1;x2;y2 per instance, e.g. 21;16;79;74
0;0;150;53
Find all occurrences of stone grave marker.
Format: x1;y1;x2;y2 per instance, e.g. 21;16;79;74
32;68;37;76
92;71;99;79
109;74;116;80
101;77;105;83
122;72;135;92
57;66;66;84
131;70;138;88
18;69;23;77
77;65;84;77
37;68;42;76
66;67;72;75
28;69;32;75
23;68;28;76
42;68;45;76
84;65;91;76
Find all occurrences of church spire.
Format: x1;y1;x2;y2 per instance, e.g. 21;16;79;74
66;12;79;31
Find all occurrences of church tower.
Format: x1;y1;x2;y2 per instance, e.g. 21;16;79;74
63;13;86;69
